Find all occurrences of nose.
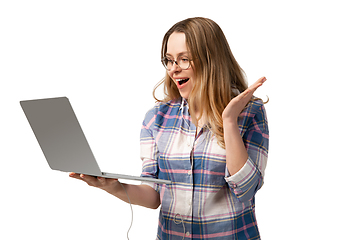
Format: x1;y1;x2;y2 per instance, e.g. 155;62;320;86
168;62;182;75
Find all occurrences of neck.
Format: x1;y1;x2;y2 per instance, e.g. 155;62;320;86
185;97;205;128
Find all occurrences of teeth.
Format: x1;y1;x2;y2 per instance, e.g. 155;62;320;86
176;78;188;82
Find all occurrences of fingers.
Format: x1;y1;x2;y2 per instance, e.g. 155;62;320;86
69;172;82;179
258;76;267;84
235;76;267;101
249;76;267;91
69;172;118;190
242;76;267;97
69;172;98;181
69;172;98;185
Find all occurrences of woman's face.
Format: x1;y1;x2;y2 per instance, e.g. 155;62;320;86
166;32;195;100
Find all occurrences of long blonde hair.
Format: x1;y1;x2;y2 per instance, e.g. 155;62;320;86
153;17;248;148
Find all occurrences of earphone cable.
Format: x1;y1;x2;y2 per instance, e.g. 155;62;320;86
120;182;133;240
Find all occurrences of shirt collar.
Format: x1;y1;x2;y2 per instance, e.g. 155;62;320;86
180;97;188;111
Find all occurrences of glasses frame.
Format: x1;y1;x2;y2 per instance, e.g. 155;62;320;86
161;56;192;71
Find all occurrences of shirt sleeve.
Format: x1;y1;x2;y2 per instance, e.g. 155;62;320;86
225;100;269;202
139;107;160;192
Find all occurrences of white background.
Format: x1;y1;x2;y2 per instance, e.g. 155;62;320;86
1;0;359;239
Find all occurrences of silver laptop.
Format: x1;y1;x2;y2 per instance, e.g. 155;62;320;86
20;97;171;185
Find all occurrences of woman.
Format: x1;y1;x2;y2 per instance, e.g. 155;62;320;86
70;17;269;240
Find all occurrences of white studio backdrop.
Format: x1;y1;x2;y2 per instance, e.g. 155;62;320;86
1;1;359;239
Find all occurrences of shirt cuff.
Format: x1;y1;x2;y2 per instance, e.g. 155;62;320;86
225;157;258;188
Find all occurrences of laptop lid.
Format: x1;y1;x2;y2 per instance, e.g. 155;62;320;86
20;97;104;176
20;97;170;184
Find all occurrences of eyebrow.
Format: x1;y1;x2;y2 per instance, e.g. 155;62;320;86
165;51;190;58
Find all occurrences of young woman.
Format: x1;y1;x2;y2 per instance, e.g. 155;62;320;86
70;17;269;240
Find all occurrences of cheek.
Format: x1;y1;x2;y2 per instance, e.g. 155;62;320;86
169;77;177;88
167;73;174;83
189;67;196;80
190;63;196;75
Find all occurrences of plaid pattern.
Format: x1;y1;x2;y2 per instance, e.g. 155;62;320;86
140;97;269;240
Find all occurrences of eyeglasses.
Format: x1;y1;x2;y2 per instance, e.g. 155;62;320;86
161;56;192;71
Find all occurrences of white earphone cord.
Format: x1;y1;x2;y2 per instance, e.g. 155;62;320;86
120;183;133;240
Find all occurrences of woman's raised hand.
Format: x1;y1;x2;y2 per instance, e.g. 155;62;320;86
222;76;267;123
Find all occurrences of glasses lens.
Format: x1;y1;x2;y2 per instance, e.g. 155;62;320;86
162;58;172;70
178;57;190;70
162;57;190;70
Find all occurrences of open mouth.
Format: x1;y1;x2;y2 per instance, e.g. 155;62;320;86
177;78;189;86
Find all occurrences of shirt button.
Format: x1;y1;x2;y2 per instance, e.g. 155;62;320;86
186;232;190;237
187;170;192;175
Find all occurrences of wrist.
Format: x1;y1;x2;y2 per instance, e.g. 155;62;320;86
103;180;122;195
223;118;238;129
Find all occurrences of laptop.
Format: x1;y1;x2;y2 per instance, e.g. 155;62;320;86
20;97;171;185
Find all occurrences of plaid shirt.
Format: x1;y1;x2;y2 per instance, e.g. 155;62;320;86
140;97;269;240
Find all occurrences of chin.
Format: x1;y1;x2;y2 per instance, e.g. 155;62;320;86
179;91;190;100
